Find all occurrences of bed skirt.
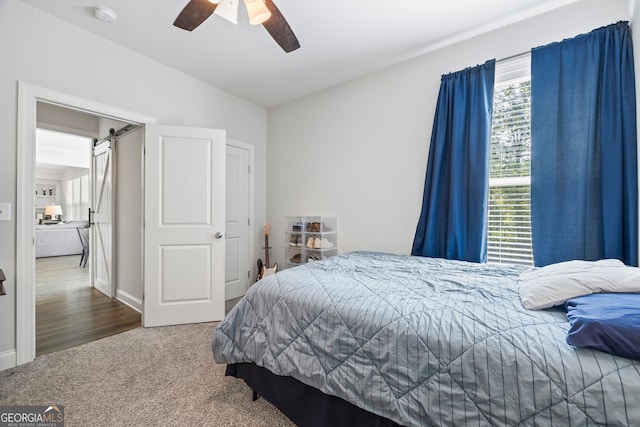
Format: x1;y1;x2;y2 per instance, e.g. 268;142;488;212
225;363;402;427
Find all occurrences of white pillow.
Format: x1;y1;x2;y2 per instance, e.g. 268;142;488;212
518;259;640;310
518;259;625;281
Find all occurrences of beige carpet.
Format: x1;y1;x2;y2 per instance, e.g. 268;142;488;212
0;323;295;427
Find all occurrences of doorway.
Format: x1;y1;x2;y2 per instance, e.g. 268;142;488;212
16;83;156;365
33;107;142;355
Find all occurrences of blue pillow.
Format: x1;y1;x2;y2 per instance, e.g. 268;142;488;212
565;293;640;360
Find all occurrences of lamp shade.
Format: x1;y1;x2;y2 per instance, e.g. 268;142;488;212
45;205;63;218
244;0;271;25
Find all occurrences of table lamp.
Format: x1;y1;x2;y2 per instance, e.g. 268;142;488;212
45;204;63;220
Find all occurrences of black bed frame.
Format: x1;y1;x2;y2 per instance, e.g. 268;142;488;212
226;363;403;427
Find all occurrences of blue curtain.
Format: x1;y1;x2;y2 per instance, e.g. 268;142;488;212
412;60;495;262
531;22;638;266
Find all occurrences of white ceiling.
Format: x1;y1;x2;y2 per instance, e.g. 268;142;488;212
36;128;91;172
19;0;580;107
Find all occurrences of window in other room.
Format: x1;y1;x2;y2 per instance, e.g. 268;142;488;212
488;55;532;266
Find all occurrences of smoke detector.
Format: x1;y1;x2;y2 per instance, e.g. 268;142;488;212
94;6;118;24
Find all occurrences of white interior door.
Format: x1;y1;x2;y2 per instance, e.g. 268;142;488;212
143;124;226;327
225;145;250;300
91;138;114;298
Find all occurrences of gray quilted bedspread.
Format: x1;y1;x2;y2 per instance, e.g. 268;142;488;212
213;252;640;426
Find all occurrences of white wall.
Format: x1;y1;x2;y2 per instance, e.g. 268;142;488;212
267;0;631;268
0;0;267;365
37;102;100;138
115;126;144;311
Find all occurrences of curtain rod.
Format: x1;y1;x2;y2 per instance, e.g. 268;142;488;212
496;51;530;63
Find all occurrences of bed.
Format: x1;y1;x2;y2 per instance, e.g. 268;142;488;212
213;251;640;426
35;220;89;258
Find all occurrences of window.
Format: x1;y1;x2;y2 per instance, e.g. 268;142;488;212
488;56;532;266
65;172;90;221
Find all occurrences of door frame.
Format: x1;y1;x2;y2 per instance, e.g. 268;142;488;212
16;82;156;366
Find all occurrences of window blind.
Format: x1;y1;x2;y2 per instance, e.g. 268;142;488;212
488;77;532;266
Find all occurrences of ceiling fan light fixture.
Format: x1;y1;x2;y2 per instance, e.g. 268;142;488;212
174;0;299;52
244;0;271;25
214;0;239;24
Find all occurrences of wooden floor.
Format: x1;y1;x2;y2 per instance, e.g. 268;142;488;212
36;255;141;356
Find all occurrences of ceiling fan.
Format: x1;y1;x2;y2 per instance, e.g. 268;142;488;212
174;0;300;53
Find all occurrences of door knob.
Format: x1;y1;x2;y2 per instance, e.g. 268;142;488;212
215;232;223;239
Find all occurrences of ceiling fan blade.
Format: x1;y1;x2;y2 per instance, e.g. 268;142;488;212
262;0;300;53
174;0;218;31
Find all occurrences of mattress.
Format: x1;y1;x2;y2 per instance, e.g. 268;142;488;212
213;251;640;426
